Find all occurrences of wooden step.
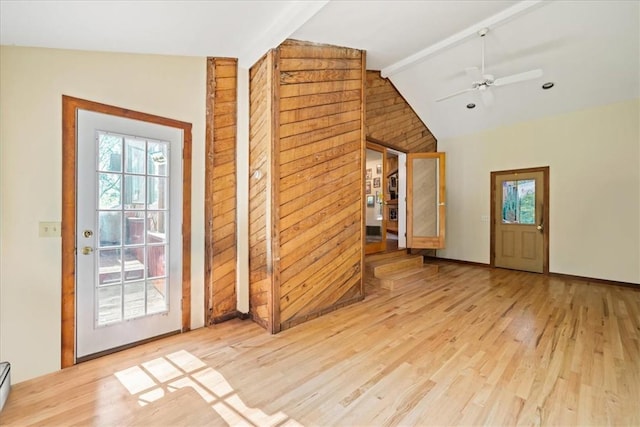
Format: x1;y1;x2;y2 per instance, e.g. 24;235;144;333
365;249;408;263
368;255;424;277
379;264;439;290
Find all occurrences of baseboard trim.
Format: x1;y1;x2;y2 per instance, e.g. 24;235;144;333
547;272;639;290
428;256;639;289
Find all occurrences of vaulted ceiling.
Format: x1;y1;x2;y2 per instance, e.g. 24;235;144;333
1;0;638;139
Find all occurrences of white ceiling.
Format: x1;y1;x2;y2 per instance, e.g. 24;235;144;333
1;0;638;140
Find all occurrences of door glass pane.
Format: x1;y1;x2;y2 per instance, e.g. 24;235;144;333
125;138;146;174
98;285;122;325
366;148;384;244
123;247;145;281
147;279;167;314
502;179;535;224
148;176;168;209
99;212;122;247
148;142;169;176
124;282;145;319
98;134;123;172
412;158;437;236
147;245;166;279
95;131;171;326
147;211;167;243
98;173;121;209
125;211;145;245
98;249;122;286
124;175;145;209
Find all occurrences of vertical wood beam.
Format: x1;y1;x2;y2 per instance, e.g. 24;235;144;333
271;49;282;334
205;57;238;325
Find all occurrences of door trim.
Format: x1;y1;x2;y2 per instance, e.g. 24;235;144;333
490;166;549;274
364;142;387;255
61;95;193;368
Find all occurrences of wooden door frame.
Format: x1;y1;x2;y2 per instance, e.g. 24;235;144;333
407;152;446;249
61;95;192;368
490;166;549;274
364;142;387;255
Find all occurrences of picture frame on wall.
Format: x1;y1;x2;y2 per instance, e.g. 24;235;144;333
376;164;382;174
389;207;398;221
366;195;375;207
366;168;372;180
373;177;381;188
365;181;371;194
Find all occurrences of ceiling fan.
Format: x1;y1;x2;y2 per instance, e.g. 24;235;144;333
436;28;543;106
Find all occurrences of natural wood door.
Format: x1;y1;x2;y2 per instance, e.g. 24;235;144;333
407;152;446;249
365;144;387;254
492;168;548;273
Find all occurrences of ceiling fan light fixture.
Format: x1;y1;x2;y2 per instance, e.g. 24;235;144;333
542;82;555;90
466;103;476;109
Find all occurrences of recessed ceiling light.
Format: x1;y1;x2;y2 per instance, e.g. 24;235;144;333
542;82;555;90
466;103;476;109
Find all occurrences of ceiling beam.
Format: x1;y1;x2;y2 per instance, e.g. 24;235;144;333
380;0;545;78
239;0;330;68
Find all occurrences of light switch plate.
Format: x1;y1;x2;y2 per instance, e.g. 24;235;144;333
39;221;61;237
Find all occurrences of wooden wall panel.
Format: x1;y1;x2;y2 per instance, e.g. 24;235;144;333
366;70;437;152
248;52;274;330
248;40;365;334
276;40;364;331
205;58;238;325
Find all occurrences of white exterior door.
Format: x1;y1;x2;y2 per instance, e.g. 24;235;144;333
76;110;183;359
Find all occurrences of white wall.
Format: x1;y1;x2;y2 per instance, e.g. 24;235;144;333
236;66;250;314
0;46;207;382
437;99;640;284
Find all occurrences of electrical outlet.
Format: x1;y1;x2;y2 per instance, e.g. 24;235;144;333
39;221;61;237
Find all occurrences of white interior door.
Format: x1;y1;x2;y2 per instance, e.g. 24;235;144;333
76;110;183;359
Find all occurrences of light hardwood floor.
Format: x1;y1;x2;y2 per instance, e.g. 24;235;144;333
2;263;639;426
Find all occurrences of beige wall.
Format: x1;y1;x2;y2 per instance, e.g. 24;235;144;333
437;99;640;284
0;46;207;382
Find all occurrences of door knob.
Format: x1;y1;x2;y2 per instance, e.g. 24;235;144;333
536;224;544;232
81;246;94;255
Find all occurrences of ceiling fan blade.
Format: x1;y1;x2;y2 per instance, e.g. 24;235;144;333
493;69;543;87
481;89;494;106
435;87;476;102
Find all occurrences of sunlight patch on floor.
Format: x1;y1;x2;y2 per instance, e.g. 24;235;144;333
115;349;301;426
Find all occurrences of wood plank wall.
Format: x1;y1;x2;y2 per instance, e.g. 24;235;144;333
248;52;274;330
248;40;365;333
277;40;365;331
205;58;238;325
366;70;437;152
